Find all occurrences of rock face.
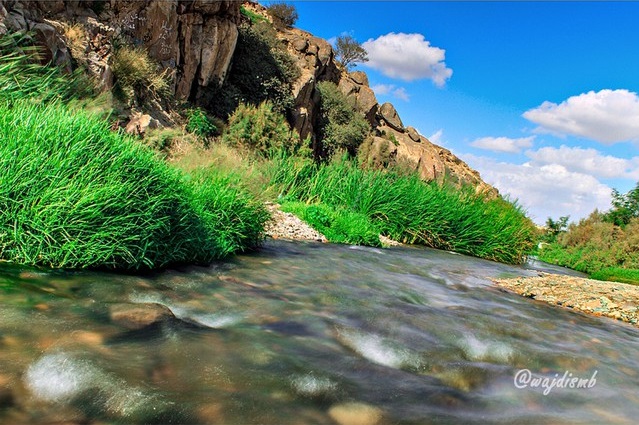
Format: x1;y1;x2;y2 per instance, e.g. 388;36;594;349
0;0;241;101
0;0;496;194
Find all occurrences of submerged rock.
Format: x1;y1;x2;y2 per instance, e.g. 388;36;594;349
328;402;383;425
109;302;175;330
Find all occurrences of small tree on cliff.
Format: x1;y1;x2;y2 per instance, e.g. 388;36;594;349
267;2;298;29
334;35;368;70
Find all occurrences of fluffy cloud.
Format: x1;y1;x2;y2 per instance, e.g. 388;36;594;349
523;89;639;144
526;145;639;180
362;33;453;86
461;154;612;224
470;136;535;153
371;84;410;101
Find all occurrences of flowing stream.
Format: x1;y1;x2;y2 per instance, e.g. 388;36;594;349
1;240;638;424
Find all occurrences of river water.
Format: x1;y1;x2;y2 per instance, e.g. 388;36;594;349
1;240;638;424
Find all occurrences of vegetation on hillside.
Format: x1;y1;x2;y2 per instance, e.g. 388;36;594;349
266;156;536;264
334;35;369;70
204;20;300;119
0;37;267;270
539;184;639;284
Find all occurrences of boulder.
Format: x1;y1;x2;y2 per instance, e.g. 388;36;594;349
109;302;175;330
350;71;368;86
125;113;160;137
379;102;404;132
354;85;378;126
291;35;307;52
328;402;383;425
406;126;421;142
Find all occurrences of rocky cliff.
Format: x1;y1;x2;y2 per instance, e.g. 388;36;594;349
0;0;495;194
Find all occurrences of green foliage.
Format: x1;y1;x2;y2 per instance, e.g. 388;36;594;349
538;212;639;278
590;268;639;285
334;35;369;70
316;81;370;158
0;32;92;102
186;108;218;139
604;182;639;227
281;202;381;246
222;102;306;157
0;100;267;270
542;215;569;242
111;45;168;102
205;22;300;118
266;2;298;28
269;156;536;264
240;5;268;24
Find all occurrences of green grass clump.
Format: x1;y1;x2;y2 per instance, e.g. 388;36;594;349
270;156;536;264
590;268;639;285
281;202;381;246
0;32;92;102
240;5;268;24
0;100;267;270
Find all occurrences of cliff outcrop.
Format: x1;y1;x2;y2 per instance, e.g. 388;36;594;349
0;0;495;194
0;0;241;101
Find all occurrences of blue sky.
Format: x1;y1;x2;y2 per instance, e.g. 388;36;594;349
271;1;639;224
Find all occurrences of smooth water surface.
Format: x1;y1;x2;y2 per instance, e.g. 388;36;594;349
1;240;638;424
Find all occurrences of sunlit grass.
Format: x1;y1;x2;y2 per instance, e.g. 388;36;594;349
267;155;536;264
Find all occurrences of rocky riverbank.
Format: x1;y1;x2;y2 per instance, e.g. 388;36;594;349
493;274;639;327
264;202;327;242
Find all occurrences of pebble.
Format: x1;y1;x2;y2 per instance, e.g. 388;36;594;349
328;402;383;425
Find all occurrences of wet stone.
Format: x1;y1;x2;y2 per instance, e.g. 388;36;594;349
328;402;383;425
109;303;175;330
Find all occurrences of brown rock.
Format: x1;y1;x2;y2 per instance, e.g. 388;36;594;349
109;303;174;330
125;113;160;137
328;402;383;425
379;102;404;132
354;85;378;125
292;36;308;52
406;126;421;142
350;71;369;86
198;16;238;86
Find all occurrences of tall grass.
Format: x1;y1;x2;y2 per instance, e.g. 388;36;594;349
269;156;536;264
0;101;267;270
0;32;92;102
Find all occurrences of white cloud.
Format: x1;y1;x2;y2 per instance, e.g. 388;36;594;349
371;84;410;101
470;136;535;153
526;145;639;180
362;33;453;86
523;89;639;144
428;129;444;145
461;154;612;224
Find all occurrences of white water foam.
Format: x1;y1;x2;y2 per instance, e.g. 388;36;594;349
290;373;338;397
129;293;241;329
337;328;421;369
25;353;95;402
459;334;514;363
25;352;158;415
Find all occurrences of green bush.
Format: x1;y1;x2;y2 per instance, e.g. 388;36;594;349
186;107;218;139
222;101;306;157
266;2;298;28
111;45;168;102
270;156;536;264
281;202;381;246
538;212;639;278
0;100;266;270
316;81;370;158
240;5;268;24
204;22;300;118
